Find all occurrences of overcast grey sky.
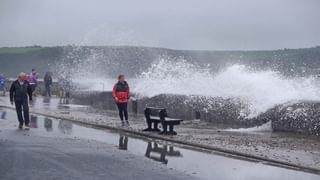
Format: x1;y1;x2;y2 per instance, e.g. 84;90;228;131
0;0;319;50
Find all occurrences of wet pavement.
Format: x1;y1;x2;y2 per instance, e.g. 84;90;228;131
0;108;319;180
1;96;320;172
0;108;200;180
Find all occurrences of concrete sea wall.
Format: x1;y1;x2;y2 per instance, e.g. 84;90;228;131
70;91;320;136
4;80;60;96
70;91;266;127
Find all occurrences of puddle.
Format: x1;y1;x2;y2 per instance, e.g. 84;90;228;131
20;97;88;112
0;108;319;180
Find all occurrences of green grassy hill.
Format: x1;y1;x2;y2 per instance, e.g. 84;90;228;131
0;47;43;54
0;46;62;78
1;45;320;78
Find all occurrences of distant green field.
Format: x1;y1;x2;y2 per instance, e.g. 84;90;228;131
0;47;43;54
0;45;320;78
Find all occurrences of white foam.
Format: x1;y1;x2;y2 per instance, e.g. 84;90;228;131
224;121;272;132
133;57;320;118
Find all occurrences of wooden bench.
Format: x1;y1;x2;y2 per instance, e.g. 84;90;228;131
143;107;183;135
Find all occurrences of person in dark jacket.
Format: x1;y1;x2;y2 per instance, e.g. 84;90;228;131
112;75;130;126
10;72;33;129
44;72;53;97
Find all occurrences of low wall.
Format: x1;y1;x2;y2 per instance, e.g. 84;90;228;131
70;91;320;136
71;91;137;113
270;101;320;136
4;80;60;95
71;91;266;128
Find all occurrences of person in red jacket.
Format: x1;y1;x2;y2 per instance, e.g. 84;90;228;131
112;75;130;126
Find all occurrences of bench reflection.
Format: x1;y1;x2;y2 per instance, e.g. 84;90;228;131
145;142;182;164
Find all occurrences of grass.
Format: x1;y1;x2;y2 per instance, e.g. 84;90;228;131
0;47;43;54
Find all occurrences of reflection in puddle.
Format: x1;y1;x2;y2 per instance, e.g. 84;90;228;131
43;97;51;104
1;111;6;120
44;118;53;132
119;135;128;150
117;135;182;165
58;120;73;134
59;97;70;105
30;115;38;128
12;96;84;112
1;109;319;180
145;142;182;164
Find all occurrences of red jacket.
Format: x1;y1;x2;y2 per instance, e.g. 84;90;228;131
112;81;130;104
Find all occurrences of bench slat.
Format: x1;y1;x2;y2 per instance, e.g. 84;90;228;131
149;115;161;120
163;117;183;121
146;107;166;110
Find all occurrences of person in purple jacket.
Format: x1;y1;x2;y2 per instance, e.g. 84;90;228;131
29;68;38;95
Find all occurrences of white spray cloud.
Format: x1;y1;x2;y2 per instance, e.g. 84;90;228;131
133;57;320;117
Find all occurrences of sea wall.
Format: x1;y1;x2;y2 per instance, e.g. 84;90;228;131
70;91;320;135
4;80;60;96
71;91;266;127
269;101;320;136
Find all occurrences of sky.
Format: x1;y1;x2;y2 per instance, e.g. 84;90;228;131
0;0;319;50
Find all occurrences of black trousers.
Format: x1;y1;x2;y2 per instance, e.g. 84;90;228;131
30;84;37;93
116;103;128;121
15;100;30;125
44;84;51;97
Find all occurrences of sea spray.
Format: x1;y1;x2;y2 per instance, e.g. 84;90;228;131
56;50;320;119
133;57;320;118
54;46;109;90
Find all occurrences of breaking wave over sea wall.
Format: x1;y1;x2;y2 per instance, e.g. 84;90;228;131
133;58;320;118
56;47;320;135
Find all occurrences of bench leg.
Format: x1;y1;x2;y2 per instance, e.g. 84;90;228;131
168;125;177;135
145;142;152;157
159;123;168;135
142;120;153;131
153;122;161;132
159;124;177;135
160;145;168;164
